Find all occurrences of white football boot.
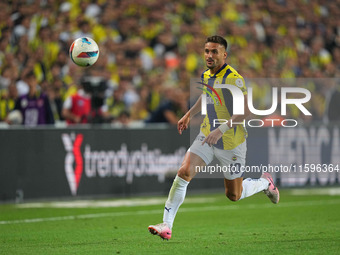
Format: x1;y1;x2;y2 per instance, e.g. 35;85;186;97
148;223;172;240
261;172;280;204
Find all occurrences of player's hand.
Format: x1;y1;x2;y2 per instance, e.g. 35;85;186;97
202;128;223;147
177;114;190;135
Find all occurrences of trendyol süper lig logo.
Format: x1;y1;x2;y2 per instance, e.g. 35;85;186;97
62;133;84;196
61;133;188;196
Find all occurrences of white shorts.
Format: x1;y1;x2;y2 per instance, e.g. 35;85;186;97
188;131;247;180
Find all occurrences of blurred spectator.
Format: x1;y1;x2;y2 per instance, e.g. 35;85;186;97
62;83;92;125
106;86;128;122
0;83;18;121
62;77;108;124
116;110;132;127
146;87;188;124
325;84;340;122
47;79;65;122
0;66;13;91
130;86;150;121
13;71;54;126
73;20;93;40
310;36;332;69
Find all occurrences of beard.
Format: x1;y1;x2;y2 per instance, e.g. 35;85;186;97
206;59;216;69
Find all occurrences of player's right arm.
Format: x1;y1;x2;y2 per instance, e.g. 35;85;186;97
177;95;202;135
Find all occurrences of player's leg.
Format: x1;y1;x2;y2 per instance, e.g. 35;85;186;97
148;152;206;240
163;151;205;227
224;173;279;203
224;177;243;201
163;132;214;229
148;132;213;240
223;176;273;202
216;141;279;203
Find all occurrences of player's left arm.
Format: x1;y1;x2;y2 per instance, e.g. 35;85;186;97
202;94;250;147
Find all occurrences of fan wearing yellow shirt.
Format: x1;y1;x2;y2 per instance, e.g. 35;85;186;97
148;36;279;240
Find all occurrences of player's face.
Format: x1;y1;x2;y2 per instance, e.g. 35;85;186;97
204;42;227;71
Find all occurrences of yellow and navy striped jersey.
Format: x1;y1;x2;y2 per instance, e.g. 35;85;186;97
200;63;248;150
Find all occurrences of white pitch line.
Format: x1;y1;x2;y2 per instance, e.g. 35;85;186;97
1;199;340;225
15;197;216;209
289;188;340;196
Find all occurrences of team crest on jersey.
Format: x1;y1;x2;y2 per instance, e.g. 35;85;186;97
235;78;244;88
232;156;237;161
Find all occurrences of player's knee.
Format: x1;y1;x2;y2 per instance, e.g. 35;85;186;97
177;164;191;181
226;192;241;202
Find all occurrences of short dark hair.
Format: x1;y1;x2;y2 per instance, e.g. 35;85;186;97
205;35;228;51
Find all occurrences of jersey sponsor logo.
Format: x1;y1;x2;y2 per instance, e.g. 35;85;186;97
200;83;244;115
197;81;223;106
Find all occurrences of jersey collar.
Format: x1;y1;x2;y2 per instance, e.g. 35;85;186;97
209;63;227;78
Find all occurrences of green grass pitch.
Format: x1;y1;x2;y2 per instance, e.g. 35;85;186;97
1;189;340;255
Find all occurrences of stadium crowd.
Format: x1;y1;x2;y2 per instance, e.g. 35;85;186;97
0;0;340;126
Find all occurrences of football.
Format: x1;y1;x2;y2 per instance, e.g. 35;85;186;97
69;37;99;67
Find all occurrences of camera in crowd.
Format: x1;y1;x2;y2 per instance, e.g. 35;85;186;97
81;76;107;123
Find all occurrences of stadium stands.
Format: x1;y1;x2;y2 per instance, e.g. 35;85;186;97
0;0;340;124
